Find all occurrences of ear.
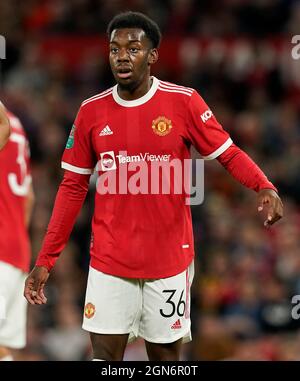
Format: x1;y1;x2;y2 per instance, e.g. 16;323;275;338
148;48;158;65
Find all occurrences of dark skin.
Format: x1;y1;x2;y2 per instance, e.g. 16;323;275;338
24;28;181;361
109;28;158;100
24;28;284;361
257;189;283;227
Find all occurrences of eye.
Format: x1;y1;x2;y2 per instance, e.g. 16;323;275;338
110;47;118;54
129;47;139;53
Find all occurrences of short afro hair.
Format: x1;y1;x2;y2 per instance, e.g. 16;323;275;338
107;11;161;48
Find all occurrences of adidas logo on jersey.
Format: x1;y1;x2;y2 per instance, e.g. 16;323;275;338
171;319;182;329
99;125;113;136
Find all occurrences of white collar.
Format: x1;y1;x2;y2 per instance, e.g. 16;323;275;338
112;76;159;107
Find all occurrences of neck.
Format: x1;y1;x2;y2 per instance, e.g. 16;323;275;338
117;75;152;101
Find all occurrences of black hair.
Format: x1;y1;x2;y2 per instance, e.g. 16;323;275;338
107;11;162;48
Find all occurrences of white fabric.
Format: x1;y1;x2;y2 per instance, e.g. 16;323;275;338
202;137;233;160
82;262;194;344
112;77;159;107
0;261;27;349
61;161;93;174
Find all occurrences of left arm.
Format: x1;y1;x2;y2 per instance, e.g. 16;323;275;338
217;143;283;227
185;90;283;226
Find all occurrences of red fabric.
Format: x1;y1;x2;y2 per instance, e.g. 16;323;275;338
0;111;31;272
35;170;89;271
186;88;231;157
36;78;271;278
59;79;232;278
217;143;277;193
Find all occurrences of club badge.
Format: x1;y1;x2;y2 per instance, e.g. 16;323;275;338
84;302;96;319
152;116;172;136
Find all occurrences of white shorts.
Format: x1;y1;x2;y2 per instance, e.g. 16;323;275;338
82;261;194;344
0;261;27;349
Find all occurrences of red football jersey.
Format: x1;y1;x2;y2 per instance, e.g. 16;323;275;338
61;77;232;278
0;109;31;272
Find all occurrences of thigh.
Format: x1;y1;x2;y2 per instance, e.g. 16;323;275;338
90;332;129;361
140;261;194;345
0;262;27;349
82;267;142;339
145;338;182;361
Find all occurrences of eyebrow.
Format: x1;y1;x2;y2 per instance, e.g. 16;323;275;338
110;40;143;45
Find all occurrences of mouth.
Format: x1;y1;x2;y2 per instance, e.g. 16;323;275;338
116;67;133;79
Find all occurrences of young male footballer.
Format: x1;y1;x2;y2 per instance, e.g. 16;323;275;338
24;12;283;361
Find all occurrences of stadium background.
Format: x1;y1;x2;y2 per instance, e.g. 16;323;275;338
0;0;300;360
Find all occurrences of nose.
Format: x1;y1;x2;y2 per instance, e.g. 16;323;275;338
117;48;129;62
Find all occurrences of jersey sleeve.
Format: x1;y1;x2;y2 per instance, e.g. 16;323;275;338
61;106;96;174
186;91;232;160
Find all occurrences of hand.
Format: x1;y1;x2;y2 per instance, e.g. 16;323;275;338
24;266;49;305
257;189;283;227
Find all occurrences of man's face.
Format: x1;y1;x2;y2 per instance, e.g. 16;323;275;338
109;28;157;88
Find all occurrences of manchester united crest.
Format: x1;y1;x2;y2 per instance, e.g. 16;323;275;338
84;303;96;319
152;116;172;136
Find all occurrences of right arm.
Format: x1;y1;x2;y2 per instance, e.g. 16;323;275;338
0;102;10;150
24;103;95;305
24;170;90;305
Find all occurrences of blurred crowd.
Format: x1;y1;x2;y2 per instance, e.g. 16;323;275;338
1;0;300;361
0;0;300;37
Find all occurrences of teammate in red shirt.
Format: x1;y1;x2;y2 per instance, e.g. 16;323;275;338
0;108;34;360
0;102;10;150
24;12;283;361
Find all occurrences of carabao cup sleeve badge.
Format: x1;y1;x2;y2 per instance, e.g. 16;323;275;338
66;124;76;149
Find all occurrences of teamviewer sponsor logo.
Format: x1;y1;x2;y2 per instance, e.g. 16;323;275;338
116;153;171;164
0;296;6;319
98;151;171;171
200;110;213;123
96;150;204;205
99;151;116;171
